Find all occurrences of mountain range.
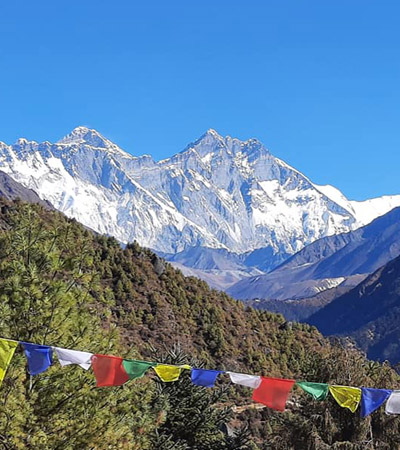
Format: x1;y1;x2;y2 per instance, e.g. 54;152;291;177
1;126;400;291
228;206;400;301
2;127;400;364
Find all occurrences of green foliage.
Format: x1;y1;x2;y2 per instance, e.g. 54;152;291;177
0;200;398;448
149;347;255;450
0;203;157;449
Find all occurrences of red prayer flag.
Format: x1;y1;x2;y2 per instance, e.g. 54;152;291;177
252;376;295;411
91;354;130;387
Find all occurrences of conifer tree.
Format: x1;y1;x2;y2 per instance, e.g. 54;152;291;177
150;347;257;450
0;203;157;449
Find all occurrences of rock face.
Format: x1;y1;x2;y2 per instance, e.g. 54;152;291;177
0;126;399;275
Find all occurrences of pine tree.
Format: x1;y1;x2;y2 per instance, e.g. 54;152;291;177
149;347;257;450
0;204;157;449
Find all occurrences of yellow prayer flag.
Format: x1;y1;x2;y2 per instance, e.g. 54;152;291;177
154;364;191;382
0;339;18;387
329;385;362;413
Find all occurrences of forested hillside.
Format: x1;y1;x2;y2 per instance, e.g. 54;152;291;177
0;199;399;449
308;253;400;364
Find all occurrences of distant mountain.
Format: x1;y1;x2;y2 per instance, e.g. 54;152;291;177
0;170;52;208
2;198;400;449
1;126;399;278
247;284;352;322
307;253;400;364
228;207;400;300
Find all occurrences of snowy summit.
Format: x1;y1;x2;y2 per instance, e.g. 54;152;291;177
0;127;399;271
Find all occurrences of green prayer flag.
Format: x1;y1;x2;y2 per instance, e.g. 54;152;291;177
122;359;156;380
297;381;329;401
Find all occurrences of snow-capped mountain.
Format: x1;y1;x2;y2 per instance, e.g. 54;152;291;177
0;127;399;271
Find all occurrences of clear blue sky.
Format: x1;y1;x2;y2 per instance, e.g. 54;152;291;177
0;1;399;200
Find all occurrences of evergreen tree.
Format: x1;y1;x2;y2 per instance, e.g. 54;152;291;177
0;204;157;449
150;347;257;450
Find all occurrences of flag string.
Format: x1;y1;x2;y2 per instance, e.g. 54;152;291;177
0;336;399;416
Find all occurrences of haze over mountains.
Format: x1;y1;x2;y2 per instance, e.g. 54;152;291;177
1;126;400;293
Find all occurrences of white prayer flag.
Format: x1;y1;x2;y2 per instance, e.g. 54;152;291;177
54;347;93;370
385;390;400;415
227;371;261;389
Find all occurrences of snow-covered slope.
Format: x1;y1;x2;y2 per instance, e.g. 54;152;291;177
0;127;399;268
314;183;400;226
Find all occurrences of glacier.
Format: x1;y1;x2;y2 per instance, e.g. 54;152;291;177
0;126;399;278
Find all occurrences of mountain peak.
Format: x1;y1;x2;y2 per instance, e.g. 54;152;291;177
197;128;225;143
205;128;222;138
57;126;111;148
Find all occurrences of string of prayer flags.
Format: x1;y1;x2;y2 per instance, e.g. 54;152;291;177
22;343;53;375
252;377;295;411
297;381;329;401
329;386;362;413
385;391;400;415
153;364;191;382
0;339;18;386
360;388;392;418
54;347;93;370
191;368;222;388
227;372;261;389
91;354;130;387
122;360;156;380
1;335;399;419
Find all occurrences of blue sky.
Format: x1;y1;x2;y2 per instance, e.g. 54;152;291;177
0;1;399;200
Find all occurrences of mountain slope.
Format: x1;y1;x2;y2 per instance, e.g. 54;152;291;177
1;199;400;449
0;170;53;208
307;253;400;364
1;127;399;274
228;206;400;300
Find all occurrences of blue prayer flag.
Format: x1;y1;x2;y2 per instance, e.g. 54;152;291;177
191;368;222;388
22;343;53;375
361;387;392;418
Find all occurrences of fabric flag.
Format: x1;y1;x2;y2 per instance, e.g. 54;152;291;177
191;368;222;388
22;343;53;375
54;347;93;370
329;385;362;413
227;372;261;389
361;387;392;418
297;381;329;401
385;390;400;415
0;339;18;386
91;354;129;387
122;359;156;380
154;364;191;382
252;376;295;411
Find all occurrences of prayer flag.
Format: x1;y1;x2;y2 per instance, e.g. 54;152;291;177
361;387;392;417
252;376;295;411
227;372;261;389
385;390;400;415
122;359;156;380
191;368;222;388
0;339;18;386
297;381;329;401
329;385;361;413
91;354;129;387
54;347;93;370
22;343;53;375
154;364;191;382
